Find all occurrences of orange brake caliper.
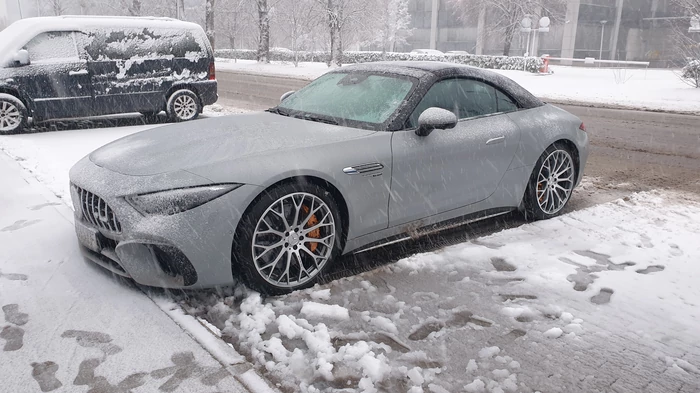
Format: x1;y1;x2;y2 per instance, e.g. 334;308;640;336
301;205;320;252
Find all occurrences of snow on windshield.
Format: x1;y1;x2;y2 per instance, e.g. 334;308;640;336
280;72;415;125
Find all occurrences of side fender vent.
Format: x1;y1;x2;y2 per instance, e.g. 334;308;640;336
343;163;384;178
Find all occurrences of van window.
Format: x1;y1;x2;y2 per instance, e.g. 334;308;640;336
25;32;79;63
82;28;205;61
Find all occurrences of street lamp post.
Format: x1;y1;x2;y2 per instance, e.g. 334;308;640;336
520;15;550;57
599;20;608;60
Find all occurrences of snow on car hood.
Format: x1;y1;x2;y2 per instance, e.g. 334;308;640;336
90;112;376;176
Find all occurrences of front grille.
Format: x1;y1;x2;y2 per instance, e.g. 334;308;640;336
75;186;122;233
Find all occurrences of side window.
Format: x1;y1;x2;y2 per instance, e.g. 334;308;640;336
496;90;518;113
455;79;497;118
407;80;457;128
407;78;500;127
25;32;79;63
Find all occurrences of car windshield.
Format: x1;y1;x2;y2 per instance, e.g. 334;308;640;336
277;72;415;127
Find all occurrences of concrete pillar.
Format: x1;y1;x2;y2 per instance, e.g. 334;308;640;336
560;0;580;64
430;0;439;50
475;6;486;55
609;0;624;60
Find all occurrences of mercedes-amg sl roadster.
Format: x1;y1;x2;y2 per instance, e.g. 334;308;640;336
69;61;589;294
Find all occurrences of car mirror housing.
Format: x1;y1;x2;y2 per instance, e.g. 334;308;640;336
13;49;30;66
416;107;457;137
280;90;295;103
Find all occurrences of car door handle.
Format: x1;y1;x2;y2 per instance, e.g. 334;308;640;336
486;136;505;145
69;70;89;76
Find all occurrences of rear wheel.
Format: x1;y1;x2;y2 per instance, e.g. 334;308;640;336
233;183;343;295
0;94;28;135
166;89;201;122
523;143;576;220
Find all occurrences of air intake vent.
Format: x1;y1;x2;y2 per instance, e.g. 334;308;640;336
343;163;384;177
75;186;122;233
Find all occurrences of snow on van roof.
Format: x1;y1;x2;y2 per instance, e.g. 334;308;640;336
0;16;205;64
8;15;203;32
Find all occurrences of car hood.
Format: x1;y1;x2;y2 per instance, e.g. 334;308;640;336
90;112;376;177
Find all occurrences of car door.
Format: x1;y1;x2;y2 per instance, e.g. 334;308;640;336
15;31;93;120
388;78;521;227
83;28;165;116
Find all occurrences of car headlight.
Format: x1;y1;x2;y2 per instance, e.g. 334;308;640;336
126;184;242;216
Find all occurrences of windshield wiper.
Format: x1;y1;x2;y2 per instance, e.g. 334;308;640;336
266;107;289;116
301;114;338;125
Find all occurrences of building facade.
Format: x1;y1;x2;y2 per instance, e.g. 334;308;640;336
405;0;689;67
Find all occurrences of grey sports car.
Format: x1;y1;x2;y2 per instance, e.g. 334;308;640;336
69;61;589;294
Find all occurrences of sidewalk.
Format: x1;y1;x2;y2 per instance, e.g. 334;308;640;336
0;152;249;393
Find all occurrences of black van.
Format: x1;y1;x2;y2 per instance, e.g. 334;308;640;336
0;16;217;134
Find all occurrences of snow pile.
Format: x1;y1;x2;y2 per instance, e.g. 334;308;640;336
222;293;396;392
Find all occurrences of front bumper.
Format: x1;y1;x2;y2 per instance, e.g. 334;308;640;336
70;156;262;288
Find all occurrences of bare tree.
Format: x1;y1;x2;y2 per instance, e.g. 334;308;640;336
318;0;373;66
48;0;69;15
256;0;272;62
205;0;216;48
276;0;320;65
449;0;564;56
218;0;254;49
371;0;413;54
671;0;700;87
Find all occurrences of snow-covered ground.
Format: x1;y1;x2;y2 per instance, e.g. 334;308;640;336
215;59;700;114
0;153;250;393
2;104;699;392
176;191;700;393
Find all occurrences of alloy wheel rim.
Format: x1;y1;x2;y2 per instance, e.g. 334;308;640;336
173;95;197;120
536;150;574;215
0;101;22;131
252;192;336;288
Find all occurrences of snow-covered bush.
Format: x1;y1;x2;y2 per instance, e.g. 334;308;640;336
215;49;544;73
681;59;700;88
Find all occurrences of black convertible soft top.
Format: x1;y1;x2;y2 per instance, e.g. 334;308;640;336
337;61;545;111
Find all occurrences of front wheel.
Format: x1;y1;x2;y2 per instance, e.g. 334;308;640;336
0;94;28;135
523;143;577;220
166;89;201;122
233;183;343;295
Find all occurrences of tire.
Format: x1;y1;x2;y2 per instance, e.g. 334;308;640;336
233;182;344;295
166;89;201;122
0;94;28;135
523;142;577;220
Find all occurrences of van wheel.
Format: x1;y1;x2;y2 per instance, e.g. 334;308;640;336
0;94;28;135
166;90;201;122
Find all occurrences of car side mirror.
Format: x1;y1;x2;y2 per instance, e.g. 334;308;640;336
13;49;30;66
415;107;457;137
280;91;295;103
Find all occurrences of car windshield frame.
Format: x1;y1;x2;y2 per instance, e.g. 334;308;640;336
273;70;419;131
